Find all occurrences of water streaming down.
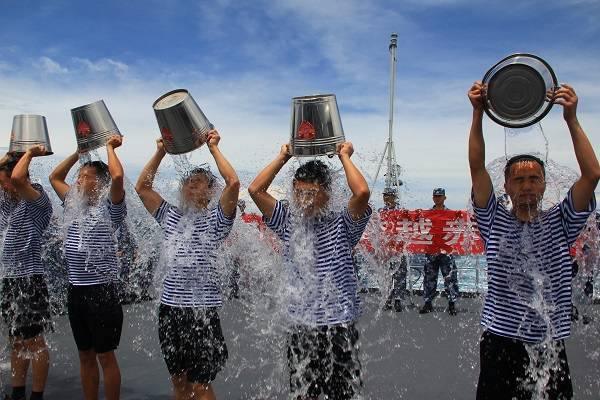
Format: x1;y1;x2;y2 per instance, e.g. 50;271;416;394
0;149;162;387
482;154;600;399
0;149;597;398
504;123;550;164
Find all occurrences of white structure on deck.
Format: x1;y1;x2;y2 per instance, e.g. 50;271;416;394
373;33;403;193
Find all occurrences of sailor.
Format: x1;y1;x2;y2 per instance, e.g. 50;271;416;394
419;187;459;316
249;142;371;399
0;147;53;400
135;130;239;400
49;135;126;400
468;82;599;399
379;187;408;312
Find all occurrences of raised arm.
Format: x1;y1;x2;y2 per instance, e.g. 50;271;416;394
135;138;166;215
337;142;370;220
49;151;79;202
206;130;240;218
248;144;291;219
554;84;600;211
106;135;125;204
11;145;46;201
468;81;493;208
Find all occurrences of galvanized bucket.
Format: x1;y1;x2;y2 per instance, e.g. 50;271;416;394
9;114;53;155
71;100;121;153
289;94;345;157
483;53;558;128
152;89;213;155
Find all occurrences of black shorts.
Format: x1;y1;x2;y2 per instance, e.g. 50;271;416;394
477;331;573;400
1;275;51;340
67;283;123;354
158;304;228;384
287;323;362;400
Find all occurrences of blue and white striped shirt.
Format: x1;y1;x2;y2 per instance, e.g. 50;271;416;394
473;190;596;342
0;184;52;278
265;201;372;327
154;201;234;307
64;196;127;285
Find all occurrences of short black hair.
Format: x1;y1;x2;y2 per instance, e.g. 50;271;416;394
0;158;29;179
294;160;331;189
180;167;216;188
504;154;546;180
0;160;18;175
81;161;110;185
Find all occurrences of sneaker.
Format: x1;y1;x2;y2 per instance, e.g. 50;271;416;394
448;302;457;316
419;302;433;314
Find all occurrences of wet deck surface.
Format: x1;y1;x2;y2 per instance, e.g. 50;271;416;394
2;295;599;399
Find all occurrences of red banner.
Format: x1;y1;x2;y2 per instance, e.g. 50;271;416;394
359;209;484;255
240;210;485;256
360;209;484;255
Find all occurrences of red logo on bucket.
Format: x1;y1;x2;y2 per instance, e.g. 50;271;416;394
297;121;316;140
161;127;174;142
76;121;91;138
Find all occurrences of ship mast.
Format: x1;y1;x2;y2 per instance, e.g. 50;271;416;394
373;33;403;194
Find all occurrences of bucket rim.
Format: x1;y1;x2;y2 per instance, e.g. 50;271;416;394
292;94;337;102
153;89;190;110
12;114;47;120
164;142;202;155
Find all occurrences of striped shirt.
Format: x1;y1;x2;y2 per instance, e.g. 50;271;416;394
64;196;127;285
154;201;234;307
473;190;596;342
0;184;52;278
264;201;372;327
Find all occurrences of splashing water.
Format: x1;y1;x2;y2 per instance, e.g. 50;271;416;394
480;155;600;399
504;123;550;163
0;149;596;398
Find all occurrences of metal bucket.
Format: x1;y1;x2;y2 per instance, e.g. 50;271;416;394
8;114;53;155
483;53;558;128
289;94;345;157
152;89;213;155
71;100;121;153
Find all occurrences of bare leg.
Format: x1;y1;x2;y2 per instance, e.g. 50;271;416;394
97;351;121;400
190;382;216;400
10;338;29;391
78;350;99;400
25;335;49;392
171;374;192;400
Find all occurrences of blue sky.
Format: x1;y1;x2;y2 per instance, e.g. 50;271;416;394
1;0;599;208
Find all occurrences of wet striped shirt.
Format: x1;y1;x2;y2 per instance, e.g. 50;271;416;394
473;190;596;342
154;201;234;307
64;197;127;285
0;184;52;278
264;201;372;327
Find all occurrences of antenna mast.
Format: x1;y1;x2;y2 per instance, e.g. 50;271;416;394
373;33;403;193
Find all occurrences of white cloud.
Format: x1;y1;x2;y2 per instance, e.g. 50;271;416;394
2;51;599;210
36;56;69;74
73;57;129;78
1;1;599;209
